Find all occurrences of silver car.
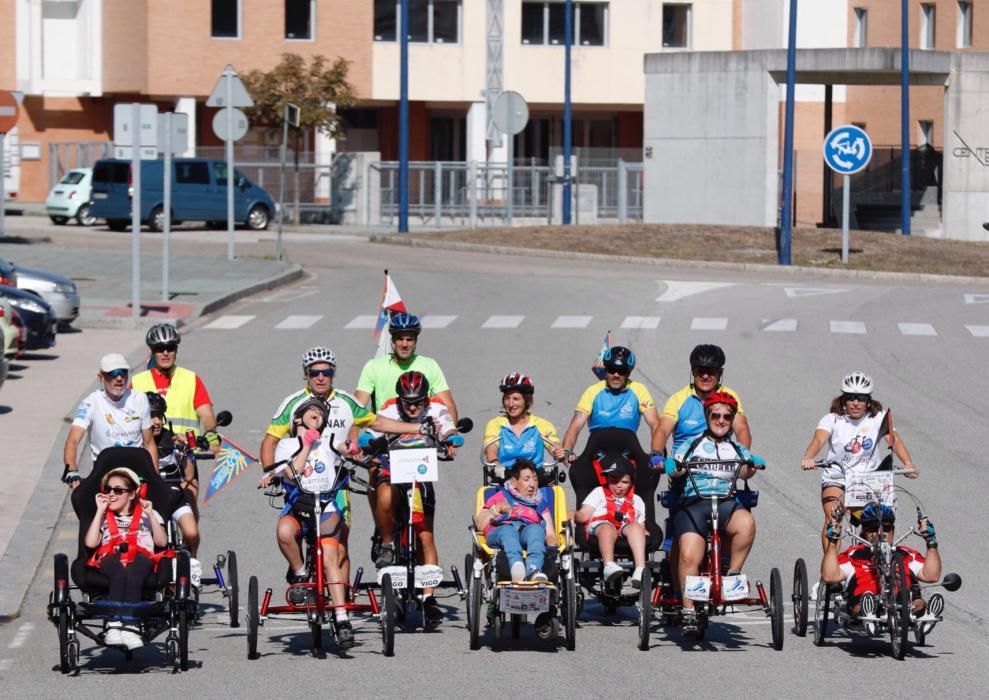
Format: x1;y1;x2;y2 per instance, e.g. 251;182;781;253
13;264;81;326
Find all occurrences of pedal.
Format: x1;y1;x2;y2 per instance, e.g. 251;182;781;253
287;585;307;605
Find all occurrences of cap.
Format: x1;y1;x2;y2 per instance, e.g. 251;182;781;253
101;467;143;490
100;353;130;373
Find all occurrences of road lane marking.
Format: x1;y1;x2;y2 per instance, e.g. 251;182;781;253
551;315;592;328
691;317;728;331
274;315;323;330
966;325;989;337
784;287;851;298
8;622;34;649
344;315;378;329
656;281;735;302
420;315;457;329
830;321;866;334
621;316;661;329
761;319;798;332
898;322;937;336
203;315;255;330
482;315;524;328
963;294;989;304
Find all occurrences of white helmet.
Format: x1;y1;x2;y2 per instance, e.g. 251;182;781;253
302;346;336;372
841;371;874;395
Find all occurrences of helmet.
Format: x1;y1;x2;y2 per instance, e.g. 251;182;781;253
146;391;167;416
841;371;874;395
291;397;329;435
146;323;180;348
396;371;430;403
302;346;336;372
858;502;896;526
600;453;634;479
689;344;725;370
499;372;534;395
603;346;636;374
389;313;421;336
703;391;738;414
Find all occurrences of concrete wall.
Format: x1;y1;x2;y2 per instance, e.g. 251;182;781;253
943;52;989;240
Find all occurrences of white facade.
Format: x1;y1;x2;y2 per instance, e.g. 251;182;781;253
16;0;103;96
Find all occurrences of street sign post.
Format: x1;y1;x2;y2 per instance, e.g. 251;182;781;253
207;65;254;260
492;91;529;226
277;103;300;262
0;90;19;235
158;112;189;302
824;124;873;265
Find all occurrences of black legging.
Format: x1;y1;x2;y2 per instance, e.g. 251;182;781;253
99;553;154;602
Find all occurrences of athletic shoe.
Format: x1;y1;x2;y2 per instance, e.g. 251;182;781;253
286;566;308;585
927;592;945;618
422;596;444;623
510;561;526;582
528;570;549;583
119;626;144;650
603;561;623;584
810;581;820;601
375;542;397;568
104;621;123;647
336;619;355;648
681;609;698;635
631;567;644;590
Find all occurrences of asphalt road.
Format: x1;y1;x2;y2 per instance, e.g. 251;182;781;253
1;236;987;696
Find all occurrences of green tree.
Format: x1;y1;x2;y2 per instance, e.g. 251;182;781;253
242;53;356;223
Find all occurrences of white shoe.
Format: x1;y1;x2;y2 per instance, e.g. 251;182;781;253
603;561;623;584
810;581;820;601
104;622;123;647
631;567;644;590
510;561;526;582
119;626;144;650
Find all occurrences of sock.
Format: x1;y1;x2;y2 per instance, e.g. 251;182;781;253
294;567;307;577
335;610;349;622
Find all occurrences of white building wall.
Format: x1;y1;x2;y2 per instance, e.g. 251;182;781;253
16;0;103;96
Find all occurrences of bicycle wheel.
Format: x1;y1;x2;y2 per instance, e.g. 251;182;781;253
463;553;474;630
468;565;483;650
637;566;652;651
792;558;809;637
178;609;189;671
310;614;323;653
381;574;396;657
564;567;577;651
813;579;831;646
246;576;259;660
227;550;240;628
770;567;784;651
57;609;73;673
888;552;911;660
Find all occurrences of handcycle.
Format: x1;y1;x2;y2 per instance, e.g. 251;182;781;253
654;457;786;650
793;460;962;659
248;433;393;658
465;447;577;650
47;447;197;673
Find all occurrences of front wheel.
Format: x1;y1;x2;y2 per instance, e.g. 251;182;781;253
637;566;652;651
381;574;396;657
888;553;911;660
792;558;809;637
813;579;831;646
564;567;577;651
246;576;259;660
178;609;189;671
227;550;240;628
57;609;74;673
769;567;784;651
76;204;97;226
468;564;483;650
148;206;165;233
246;205;270;231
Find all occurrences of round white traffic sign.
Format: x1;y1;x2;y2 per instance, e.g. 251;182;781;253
492;91;529;136
212;107;249;142
823;124;872;175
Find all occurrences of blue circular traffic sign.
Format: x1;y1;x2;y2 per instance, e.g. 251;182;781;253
823;124;872;175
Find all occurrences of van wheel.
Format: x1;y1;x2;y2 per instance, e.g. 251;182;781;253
50;216;69;225
246;205;270;231
148;206;165;233
107;219;128;232
76;204;97;226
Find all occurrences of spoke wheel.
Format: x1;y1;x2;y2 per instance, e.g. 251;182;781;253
813;579;831;646
381;574;396;657
637;566;652;651
770;567;784;650
564;568;577;651
178;609;189;671
888;553;911;660
227;550;240;628
468;563;483;650
310;614;323;654
57;609;73;673
464;553;474;630
792;558;809;637
246;576;259;660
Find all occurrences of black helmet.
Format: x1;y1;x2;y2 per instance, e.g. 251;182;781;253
396;371;430;403
689;344;726;370
600;453;634;479
291;397;329;436
389;312;421;336
603;346;635;374
146;391;167;416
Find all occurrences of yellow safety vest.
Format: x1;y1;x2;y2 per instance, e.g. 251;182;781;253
132;366;202;435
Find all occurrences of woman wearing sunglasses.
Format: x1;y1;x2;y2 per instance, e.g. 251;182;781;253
800;371;918;550
63;354;158;489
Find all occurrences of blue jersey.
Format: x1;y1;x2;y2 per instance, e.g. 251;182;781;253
575;380;656;433
661;384;745;453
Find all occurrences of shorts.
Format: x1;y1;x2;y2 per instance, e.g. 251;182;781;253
283;498;347;544
167;487;194;523
372;470;436;519
586;519;638;537
672;498;745;539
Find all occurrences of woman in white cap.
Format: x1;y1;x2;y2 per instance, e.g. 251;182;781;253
62;353;159;488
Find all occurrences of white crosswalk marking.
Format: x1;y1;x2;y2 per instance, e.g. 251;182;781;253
8;622;34;649
761;319;798;332
691;317;728;331
621;316;661;330
420;315;457;329
482;315;525;329
966;325;989;337
274;315;323;330
830;321;866;334
963;294;989;304
898;322;937;336
656;281;734;302
344;315;378;329
552;315;592;329
784;287;850;298
203;315;255;330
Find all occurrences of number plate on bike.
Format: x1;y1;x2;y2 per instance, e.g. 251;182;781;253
845;472;895;509
376;564;444;590
389;447;438;484
721;574;749;601
499;587;551;614
684;575;712;602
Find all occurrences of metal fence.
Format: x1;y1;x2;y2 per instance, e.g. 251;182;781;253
47;141;113;191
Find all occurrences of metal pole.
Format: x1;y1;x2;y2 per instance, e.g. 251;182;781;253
225;72;236;259
507;135;514;225
398;0;410;232
779;0;798;265
163;113;171;302
900;0;912;235
130;104;142;324
822;85;833;226
562;0;573;225
841;174;850;264
277;113;287;261
0;133;6;234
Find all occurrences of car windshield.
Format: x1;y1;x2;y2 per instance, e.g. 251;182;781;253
59;172;86;185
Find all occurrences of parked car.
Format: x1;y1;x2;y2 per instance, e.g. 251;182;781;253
11;262;80;327
0;286;56;350
45;168;97;225
0;326;8;392
0;298;21;359
89;158;274;232
0;257;15;286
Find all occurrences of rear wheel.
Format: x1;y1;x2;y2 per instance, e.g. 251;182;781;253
246;576;259;660
246;205;270;231
148;206;165;233
770;567;784;650
178;609;189;671
638;565;652;651
813;579;831;646
76;204;96;226
381;574;396;657
792;558;809;637
564;567;577;651
888;553;911;660
468;564;483;650
227;550;240;628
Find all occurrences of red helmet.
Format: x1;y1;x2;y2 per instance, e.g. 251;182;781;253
396;371;430;403
499;372;534;395
703;391;738;414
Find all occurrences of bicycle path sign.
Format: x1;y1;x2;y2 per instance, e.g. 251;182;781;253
824;124;872;175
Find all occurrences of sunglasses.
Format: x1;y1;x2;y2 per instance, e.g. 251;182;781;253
693;366;722;377
103;486;134;495
708;412;734;422
153;344;178;353
308;368;335;379
101;369;129;380
401;398;426;407
605;367;630;376
842;393;870;403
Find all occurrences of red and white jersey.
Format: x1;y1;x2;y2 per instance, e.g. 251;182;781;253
837;544;925;597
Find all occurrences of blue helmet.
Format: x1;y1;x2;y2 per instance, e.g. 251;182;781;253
389;312;421;336
603;346;636;374
859;502;896;526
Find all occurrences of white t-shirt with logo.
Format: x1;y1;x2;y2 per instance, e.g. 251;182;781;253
816;409;890;484
72;389;151;459
275;435;341;494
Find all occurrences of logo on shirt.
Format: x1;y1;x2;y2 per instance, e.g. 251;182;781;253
75;403;90;420
843;435;873;454
327;419;348;429
104;413;116;426
313;460;326;474
619;403;634;417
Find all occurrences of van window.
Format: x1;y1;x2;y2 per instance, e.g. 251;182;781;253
176;162;210;185
92;162;130;185
213;162;229;186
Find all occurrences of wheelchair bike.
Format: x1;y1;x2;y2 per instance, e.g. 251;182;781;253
47;447;198;673
793;461;962;660
465;454;578;650
248;435;393;658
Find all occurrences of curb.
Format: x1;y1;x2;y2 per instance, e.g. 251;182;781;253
369;235;989;287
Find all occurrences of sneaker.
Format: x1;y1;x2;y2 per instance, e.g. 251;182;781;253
286;566;308;585
510;561;526;582
422;596;444;623
927;592;945;618
104;621;123;647
119;626;144;650
375;542;397;568
631;567;644;590
528;569;549;583
335;619;355;648
810;581;820;601
681;608;698;635
603;561;623;584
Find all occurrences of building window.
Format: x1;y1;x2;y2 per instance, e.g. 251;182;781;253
373;0;461;44
662;3;691;49
285;0;314;40
853;8;868;48
918;120;934;147
957;1;973;48
920;4;936;49
520;2;608;47
211;0;240;39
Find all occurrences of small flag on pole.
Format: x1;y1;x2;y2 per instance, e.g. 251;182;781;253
591;330;613;380
374;269;408;358
203;437;259;503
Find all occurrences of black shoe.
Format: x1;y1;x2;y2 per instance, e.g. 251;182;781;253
422;596;443;623
336;619;355;648
375;543;397;568
681;609;698;636
286;567;307;585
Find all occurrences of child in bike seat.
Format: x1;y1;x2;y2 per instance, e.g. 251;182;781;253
572;453;647;588
474;459;557;583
